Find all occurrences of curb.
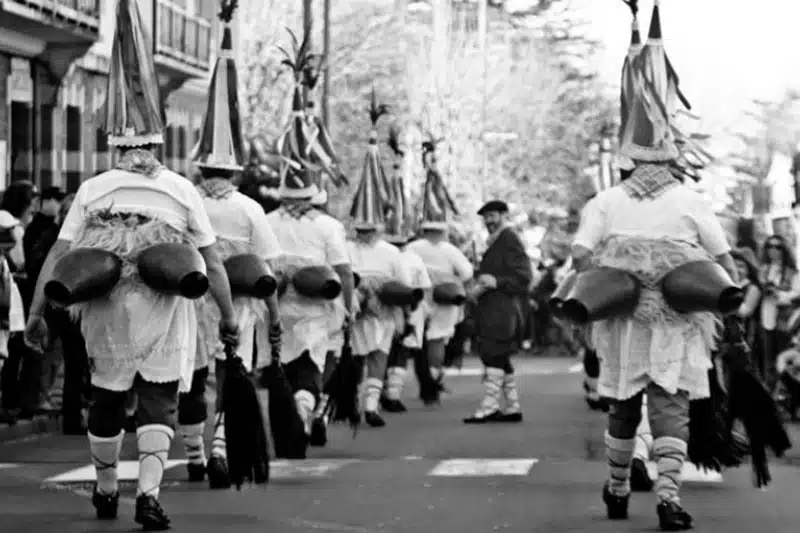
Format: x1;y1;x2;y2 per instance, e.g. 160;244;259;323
0;415;61;444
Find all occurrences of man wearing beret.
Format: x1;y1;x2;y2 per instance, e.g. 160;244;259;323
465;200;533;423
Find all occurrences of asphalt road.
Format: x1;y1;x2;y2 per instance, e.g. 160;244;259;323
1;356;799;533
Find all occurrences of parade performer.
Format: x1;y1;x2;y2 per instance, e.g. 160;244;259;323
570;2;737;529
22;0;238;529
381;125;431;413
406;139;473;403
179;0;283;490
348;94;411;427
464;201;531;423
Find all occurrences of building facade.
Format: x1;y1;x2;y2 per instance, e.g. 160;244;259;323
0;0;230;192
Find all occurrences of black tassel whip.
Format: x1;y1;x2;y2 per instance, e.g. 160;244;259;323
221;342;270;489
324;330;362;436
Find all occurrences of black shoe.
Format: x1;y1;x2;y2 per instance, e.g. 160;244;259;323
206;456;231;489
463;410;505;424
309;417;328;447
602;482;630;520
380;397;407;413
657;501;693;531
92;486;119;520
499;411;523;423
134;494;171;531
364;411;386;428
630;458;654;492
186;462;205;482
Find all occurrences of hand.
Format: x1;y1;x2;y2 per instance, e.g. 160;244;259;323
24;314;50;354
477;274;497;289
218;317;240;350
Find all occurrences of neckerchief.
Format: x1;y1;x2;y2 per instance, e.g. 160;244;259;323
282;201;317;220
115;148;164;179
197;178;236;200
621;164;679;200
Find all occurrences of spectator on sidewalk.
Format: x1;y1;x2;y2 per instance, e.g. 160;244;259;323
23;186;65;285
0;181;48;422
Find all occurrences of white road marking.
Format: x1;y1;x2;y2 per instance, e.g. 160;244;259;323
646;462;723;483
43;459;358;484
44;459;187;484
428;459;538;477
270;459;359;478
568;363;583;373
0;463;19;469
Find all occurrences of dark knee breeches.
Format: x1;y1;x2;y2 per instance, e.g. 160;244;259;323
178;366;209;425
607;383;690;442
88;375;179;438
285;351;323;399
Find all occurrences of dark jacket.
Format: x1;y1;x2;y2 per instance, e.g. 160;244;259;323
23;212;59;286
474;226;533;356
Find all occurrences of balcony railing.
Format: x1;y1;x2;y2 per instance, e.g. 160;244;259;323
154;0;212;72
3;0;100;31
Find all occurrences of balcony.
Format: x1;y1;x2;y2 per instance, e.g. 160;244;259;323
153;0;212;81
0;0;100;36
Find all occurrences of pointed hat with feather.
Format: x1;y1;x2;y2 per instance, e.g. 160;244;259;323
384;123;411;244
619;0;691;162
193;0;245;171
419;134;458;231
350;87;391;230
100;0;165;147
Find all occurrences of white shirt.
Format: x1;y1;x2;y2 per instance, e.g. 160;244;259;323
405;238;474;282
401;248;432;289
573;185;730;257
201;191;282;261
60;168;215;248
265;209;349;266
347;239;411;284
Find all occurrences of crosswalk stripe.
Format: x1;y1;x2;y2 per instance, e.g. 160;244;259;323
40;458;725;484
646;462;724;483
428;459;539;477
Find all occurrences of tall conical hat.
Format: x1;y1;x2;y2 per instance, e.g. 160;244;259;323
100;0;165;147
276;26;348;189
350;87;391;230
385;124;411;243
619;0;691;162
619;1;642;142
193;0;245;171
419;135;458;231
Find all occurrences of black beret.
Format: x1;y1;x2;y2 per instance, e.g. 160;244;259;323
477;200;509;216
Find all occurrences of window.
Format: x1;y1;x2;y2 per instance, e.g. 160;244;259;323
9;102;33;183
65;106;82;192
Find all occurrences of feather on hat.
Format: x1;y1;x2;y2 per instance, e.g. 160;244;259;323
419;134;457;231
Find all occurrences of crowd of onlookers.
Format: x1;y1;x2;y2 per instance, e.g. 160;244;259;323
0;181;89;433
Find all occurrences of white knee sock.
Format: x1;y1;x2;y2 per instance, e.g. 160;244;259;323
136;424;174;499
474;368;504;416
294;389;316;434
89;431;124;495
385;367;407;400
211;412;226;460
502;373;521;413
633;417;653;462
605;431;636;497
653;436;687;504
363;377;383;413
180;422;206;466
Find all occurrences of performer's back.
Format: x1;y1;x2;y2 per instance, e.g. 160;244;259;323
266;207;348;266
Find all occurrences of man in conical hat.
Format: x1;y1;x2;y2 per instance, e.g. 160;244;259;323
463;200;531;424
571;2;737;529
380;126;431;413
347;109;411;428
178;0;283;490
265;152;354;455
22;0;238;528
406;140;473;404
